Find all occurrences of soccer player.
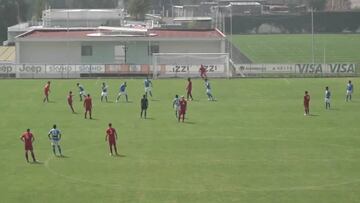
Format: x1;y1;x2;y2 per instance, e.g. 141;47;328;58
325;86;331;109
205;78;215;101
199;64;207;79
186;78;194;101
43;81;51;103
144;77;153;98
172;94;180;118
101;82;109;102
178;96;187;122
116;82;128;102
48;124;63;156
105;123;118;156
304;91;310;116
77;83;86;101
346;80;354;102
67;91;75;113
140;94;148;119
83;94;92;119
20;129;37;163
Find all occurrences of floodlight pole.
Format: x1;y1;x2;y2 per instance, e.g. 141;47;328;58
311;8;314;65
230;5;233;60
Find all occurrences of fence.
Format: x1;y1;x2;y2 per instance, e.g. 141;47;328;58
0;63;359;79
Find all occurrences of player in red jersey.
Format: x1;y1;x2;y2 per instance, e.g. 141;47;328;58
43;81;51;103
304;91;310;116
105;123;118;156
83;94;92;119
178;96;187;122
186;78;194;101
67;91;75;113
199;64;207;79
20;129;37;163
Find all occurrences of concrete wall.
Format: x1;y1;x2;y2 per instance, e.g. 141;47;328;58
81;42;115;64
18;41;81;64
17;39;224;64
126;41;150;64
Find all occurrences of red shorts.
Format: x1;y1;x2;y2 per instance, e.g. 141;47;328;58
304;103;309;108
85;108;92;111
25;144;33;151
179;110;186;115
109;140;116;146
44;91;49;96
68;101;72;105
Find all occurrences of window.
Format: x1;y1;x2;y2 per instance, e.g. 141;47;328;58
81;45;92;56
150;44;159;55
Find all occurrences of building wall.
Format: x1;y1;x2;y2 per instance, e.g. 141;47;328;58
18;41;81;64
81;42;115;64
126;41;150;64
17;39;224;64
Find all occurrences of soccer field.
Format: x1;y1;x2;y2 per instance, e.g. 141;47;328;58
1;78;360;203
231;34;360;64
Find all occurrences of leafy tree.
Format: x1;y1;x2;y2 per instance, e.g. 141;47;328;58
307;0;327;10
127;0;150;20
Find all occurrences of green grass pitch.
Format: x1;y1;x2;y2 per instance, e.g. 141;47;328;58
231;34;360;64
1;78;360;203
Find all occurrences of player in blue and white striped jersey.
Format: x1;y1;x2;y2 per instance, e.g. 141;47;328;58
205;78;215;101
116;82;128;102
101;82;109;102
48;124;62;156
77;83;86;101
144;77;153;98
172;94;180;118
346;80;354;102
325;86;331;109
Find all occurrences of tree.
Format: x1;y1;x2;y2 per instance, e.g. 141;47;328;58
127;0;150;20
307;0;327;10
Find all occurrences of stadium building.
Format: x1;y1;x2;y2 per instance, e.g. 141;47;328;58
15;27;226;65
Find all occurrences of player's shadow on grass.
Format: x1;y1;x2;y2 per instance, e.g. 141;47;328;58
57;155;70;158
30;161;44;165
114;154;126;158
309;114;319;117
143;117;155;120
184;121;196;124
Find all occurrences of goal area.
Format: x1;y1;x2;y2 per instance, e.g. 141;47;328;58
152;53;230;79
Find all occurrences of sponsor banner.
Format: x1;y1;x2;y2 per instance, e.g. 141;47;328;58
77;65;105;73
46;65;76;73
18;64;46;73
0;64;16;73
129;65;141;72
165;64;225;74
295;64;357;74
236;64;358;74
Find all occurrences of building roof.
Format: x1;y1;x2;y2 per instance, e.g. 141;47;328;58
16;28;225;40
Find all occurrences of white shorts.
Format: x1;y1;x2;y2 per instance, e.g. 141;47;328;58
206;89;212;94
174;106;179;111
325;98;330;103
51;140;60;146
101;92;108;97
80;91;86;96
118;91;127;96
145;87;152;93
347;90;353;95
